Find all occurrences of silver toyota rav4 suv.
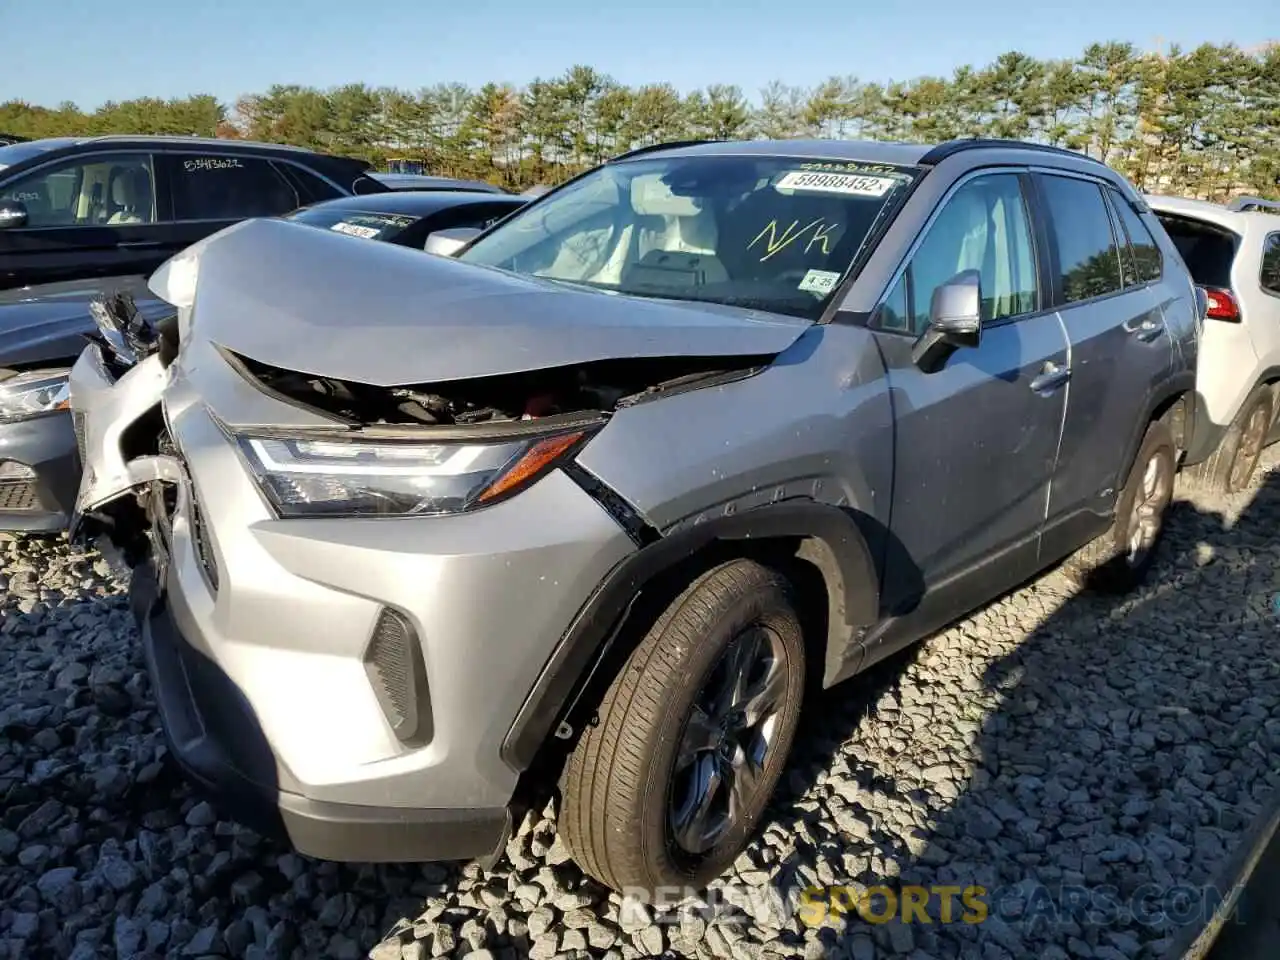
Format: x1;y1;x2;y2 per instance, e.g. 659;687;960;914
69;138;1201;895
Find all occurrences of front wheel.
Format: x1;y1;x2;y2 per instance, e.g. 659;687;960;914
1060;418;1176;593
558;559;806;896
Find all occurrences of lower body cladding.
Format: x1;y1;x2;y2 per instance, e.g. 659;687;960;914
0;411;80;532
100;374;639;864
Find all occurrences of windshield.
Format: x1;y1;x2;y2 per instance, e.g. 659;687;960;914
285;206;419;242
0;140;66;173
458;154;916;318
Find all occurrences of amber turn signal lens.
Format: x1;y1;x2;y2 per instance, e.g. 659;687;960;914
477;431;586;503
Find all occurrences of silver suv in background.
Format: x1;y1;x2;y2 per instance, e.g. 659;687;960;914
69;138;1200;895
1148;194;1280;493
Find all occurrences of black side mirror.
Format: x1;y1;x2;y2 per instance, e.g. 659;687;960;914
912;269;983;373
0;199;28;229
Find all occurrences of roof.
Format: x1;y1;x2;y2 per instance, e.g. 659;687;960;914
620;137;1106;170
295;190;527;217
1145;193;1280;235
628;138;935;167
71;134;333;155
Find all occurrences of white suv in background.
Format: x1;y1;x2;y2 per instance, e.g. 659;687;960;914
1148;194;1280;494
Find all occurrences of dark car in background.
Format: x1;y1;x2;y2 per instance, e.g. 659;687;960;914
0;135;392;291
369;172;507;194
284;189;528;252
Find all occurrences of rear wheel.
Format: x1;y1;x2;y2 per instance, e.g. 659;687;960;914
1060;418;1176;593
1182;387;1273;496
558;559;806;896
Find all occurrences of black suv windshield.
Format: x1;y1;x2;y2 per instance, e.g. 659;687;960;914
458;154;916;319
285;206;419;242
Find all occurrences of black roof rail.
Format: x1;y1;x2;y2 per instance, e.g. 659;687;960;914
1227;195;1280;213
609;139;721;162
919;138;1106;167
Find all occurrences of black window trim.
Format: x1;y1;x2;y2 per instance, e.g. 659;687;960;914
867;164;1050;339
1101;183;1165;290
0;149;162;231
1259;231;1280;301
1028;166;1130;312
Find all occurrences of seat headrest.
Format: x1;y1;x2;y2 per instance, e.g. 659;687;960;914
631;174;702;217
111;167;151;207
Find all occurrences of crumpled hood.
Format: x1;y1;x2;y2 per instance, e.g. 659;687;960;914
0;276;173;368
166;217;813;387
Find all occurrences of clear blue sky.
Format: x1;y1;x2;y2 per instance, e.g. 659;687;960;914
3;0;1275;110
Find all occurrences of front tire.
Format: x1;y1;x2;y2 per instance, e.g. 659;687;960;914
558;559;806;896
1060;418;1176;593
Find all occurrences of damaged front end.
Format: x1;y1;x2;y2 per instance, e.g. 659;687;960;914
69;215;814;572
68;288;182;568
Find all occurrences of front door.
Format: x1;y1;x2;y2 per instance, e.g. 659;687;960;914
0;152;167;289
863;170;1071;659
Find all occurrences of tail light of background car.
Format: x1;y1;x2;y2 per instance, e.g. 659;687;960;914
1202;286;1241;322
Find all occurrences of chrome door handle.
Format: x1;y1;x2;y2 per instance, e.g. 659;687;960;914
1030;361;1071;394
1126;317;1165;342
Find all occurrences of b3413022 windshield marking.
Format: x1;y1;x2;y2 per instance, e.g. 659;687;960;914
748;218;840;261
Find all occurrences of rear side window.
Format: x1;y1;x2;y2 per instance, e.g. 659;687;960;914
1262;234;1280;296
1153;214;1238;289
1107;188;1163;285
1038;174;1123;304
167;154;299;220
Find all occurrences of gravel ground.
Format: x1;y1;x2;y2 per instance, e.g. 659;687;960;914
2;451;1279;960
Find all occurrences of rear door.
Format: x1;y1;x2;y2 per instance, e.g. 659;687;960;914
1035;171;1173;550
0;151;167;288
155;151;303;256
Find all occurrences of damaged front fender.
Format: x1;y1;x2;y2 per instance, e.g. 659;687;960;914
69;344;172;531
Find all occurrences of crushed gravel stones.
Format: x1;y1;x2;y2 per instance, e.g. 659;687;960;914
2;453;1278;960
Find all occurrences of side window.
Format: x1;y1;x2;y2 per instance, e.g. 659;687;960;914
1262;234;1280;297
167;154;299;220
1108;187;1163;286
1039;175;1124;304
882;173;1038;336
0;154;155;227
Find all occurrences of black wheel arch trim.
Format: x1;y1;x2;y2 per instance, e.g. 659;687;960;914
1121;371;1196;480
500;498;881;772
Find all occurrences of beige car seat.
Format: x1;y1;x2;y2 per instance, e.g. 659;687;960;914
106;167;154;225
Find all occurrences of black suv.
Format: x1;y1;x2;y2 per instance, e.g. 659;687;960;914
0;135;386;290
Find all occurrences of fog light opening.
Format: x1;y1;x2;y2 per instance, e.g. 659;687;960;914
362;607;432;745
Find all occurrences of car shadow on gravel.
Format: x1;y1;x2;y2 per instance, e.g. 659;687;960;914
756;470;1280;960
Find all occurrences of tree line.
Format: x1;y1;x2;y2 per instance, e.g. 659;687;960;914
2;40;1277;200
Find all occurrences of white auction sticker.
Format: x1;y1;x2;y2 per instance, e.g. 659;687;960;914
330;222;381;239
798;269;842;294
775;170;897;197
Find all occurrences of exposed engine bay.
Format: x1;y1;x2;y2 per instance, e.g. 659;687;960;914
230;351;771;427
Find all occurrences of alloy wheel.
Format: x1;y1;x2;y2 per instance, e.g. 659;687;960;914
668;626;787;855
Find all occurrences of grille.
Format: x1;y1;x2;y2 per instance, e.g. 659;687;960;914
363;608;431;743
0;479;38;511
187;482;219;592
72;411;87;465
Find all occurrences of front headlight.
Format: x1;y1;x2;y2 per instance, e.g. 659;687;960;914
234;427;594;518
0;369;71;423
